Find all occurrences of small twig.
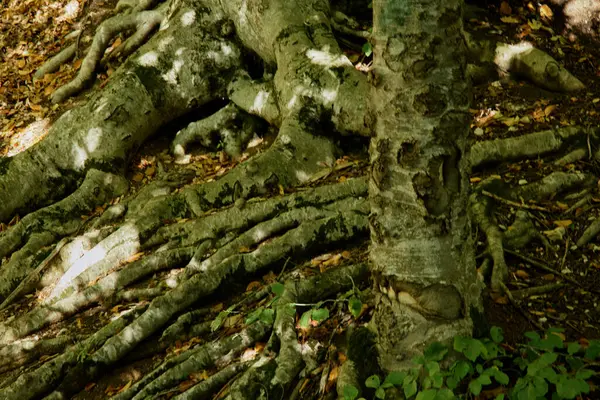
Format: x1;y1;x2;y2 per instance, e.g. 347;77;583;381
566;193;592;214
0;237;70;310
566;320;584;335
278;257;291;279
482;190;549;212
74;0;90;59
560;237;569;271
505;249;600;295
511;283;565;300
500;282;544;331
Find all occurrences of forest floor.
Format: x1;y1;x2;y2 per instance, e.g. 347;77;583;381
1;0;600;398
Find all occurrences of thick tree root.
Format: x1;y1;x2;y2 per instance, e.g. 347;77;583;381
470;160;595;292
0;176;368;399
228;72;282;128
0;169;128;302
465;27;585;92
469;126;595;168
2;304;148;400
125;286;270;363
514;171;595;202
0;334;82;375
171;103;264;163
470;193;508;291
0;246;194;345
0;0;242;223
103;5;164;66
0;161;362;345
113;321;271;400
0;169;128;260
172;361;252;400
222;262;369;400
272;262;369;388
145;176;367;249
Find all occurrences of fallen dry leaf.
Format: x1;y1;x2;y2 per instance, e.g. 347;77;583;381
117;380;132;393
499;1;512;15
539;4;553;20
515;270;530;279
246;281;262;291
544;104;557;117
553;219;572;227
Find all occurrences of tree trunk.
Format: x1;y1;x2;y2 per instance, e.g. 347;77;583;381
369;0;483;371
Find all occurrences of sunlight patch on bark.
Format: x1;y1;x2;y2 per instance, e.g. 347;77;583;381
295;170;310;183
158;36;174;51
71;127;102;168
321;88;337;103
306;48;352;68
180;10;196;26
138;51;159;66
250;91;270;113
162;59;184;85
286;94;298;109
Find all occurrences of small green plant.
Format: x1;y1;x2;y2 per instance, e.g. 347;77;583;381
341;327;599;400
297;286;364;329
211;282;285;331
511;328;598;400
299;305;330;328
362;42;373;58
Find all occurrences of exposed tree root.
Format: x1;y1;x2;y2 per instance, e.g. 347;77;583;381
577;218;600;247
0;1;245;223
0;169;127;260
469;126;595;168
2;304;148;399
4;0;599;398
505;249;600;296
113;321;271;400
50;3;167;103
271;263;369;389
172;361;252;400
0;334;82;375
34;42;78;79
465;23;585;92
0;172;368;399
0;169;128;303
511;283;565;301
470;193;508;291
469;124;598;291
171;103;265;163
217;262;369;400
0;178;367;344
227;72;282;128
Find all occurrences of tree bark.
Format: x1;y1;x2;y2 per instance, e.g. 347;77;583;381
369;0;483;371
